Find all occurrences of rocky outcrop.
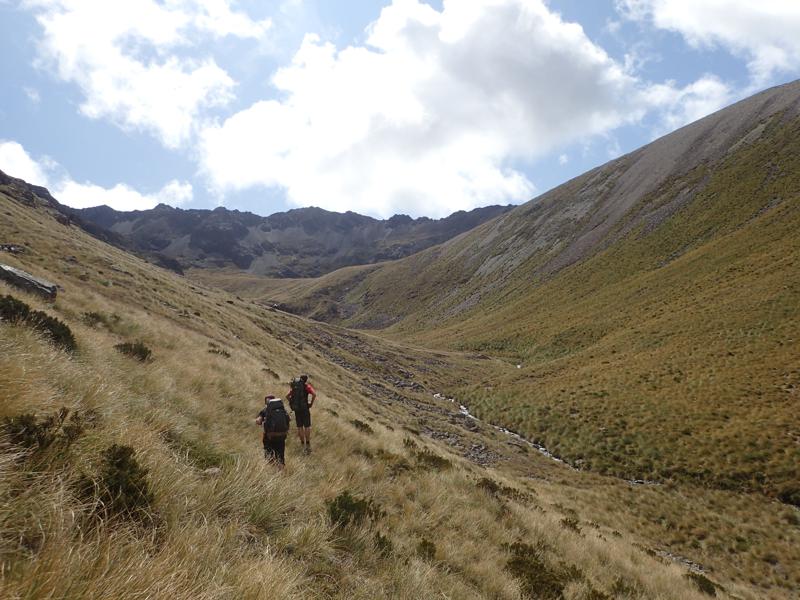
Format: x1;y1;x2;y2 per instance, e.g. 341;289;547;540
73;203;513;278
0;264;58;300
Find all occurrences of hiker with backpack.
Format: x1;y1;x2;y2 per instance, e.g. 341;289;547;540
255;394;290;468
287;374;316;454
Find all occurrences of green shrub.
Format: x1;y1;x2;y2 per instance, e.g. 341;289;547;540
374;531;393;557
505;541;581;600
327;490;379;528
2;408;95;453
114;341;152;362
0;294;30;322
81;311;122;330
685;572;716;596
417;537;437;561
350;419;374;434
777;485;800;507
80;444;154;523
0;294;76;351
414;449;451;471
207;342;231;358
3;410;65;450
560;517;581;534
477;477;533;503
477;477;501;495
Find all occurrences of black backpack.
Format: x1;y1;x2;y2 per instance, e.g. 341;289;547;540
289;378;308;411
263;401;290;436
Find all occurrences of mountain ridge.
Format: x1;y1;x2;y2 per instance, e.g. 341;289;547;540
72;201;513;278
267;79;800;329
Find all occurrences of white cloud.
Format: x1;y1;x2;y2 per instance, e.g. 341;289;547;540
25;0;271;147
616;0;800;84
55;178;193;211
644;74;733;133
200;0;661;218
23;86;41;104
0;140;51;185
0;140;192;211
558;154;569;166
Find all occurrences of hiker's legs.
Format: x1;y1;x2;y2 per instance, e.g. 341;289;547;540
295;410;312;451
264;437;285;469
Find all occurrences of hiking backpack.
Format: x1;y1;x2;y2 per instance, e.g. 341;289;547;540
263;401;290;436
289;378;308;412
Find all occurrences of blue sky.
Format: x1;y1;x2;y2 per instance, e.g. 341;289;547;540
1;0;799;218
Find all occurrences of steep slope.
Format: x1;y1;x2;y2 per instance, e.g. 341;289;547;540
266;81;800;500
71;202;512;277
2;172;798;598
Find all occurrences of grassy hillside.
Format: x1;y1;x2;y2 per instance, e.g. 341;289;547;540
3;172;799;598
450;113;800;496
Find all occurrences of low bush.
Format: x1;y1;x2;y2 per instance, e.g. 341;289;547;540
685;572;717;596
81;311;122;330
0;294;76;351
505;541;581;600
207;342;231;358
114;341;152;362
417;537;437;561
560;517;581;534
2;408;96;453
476;477;501;495
79;444;154;523
327;490;380;529
776;485;800;507
374;531;393;557
477;477;533;503
414;449;451;471
350;419;374;434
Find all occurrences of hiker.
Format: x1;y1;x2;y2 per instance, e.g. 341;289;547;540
255;394;290;469
287;374;316;454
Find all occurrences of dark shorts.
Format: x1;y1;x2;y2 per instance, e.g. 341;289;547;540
294;408;311;428
263;435;286;465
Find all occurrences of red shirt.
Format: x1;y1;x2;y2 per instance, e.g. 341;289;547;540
288;383;315;396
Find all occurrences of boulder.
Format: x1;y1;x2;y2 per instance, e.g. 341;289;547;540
0;264;58;300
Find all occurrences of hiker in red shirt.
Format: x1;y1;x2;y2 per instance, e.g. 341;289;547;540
287;374;317;454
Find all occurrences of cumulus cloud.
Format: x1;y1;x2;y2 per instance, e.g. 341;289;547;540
55;178;193;211
616;0;800;84
0;140;52;185
199;0;664;217
0;140;192;211
25;0;271;147
644;74;733;133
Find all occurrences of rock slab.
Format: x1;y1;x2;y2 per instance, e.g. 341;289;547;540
0;263;57;300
